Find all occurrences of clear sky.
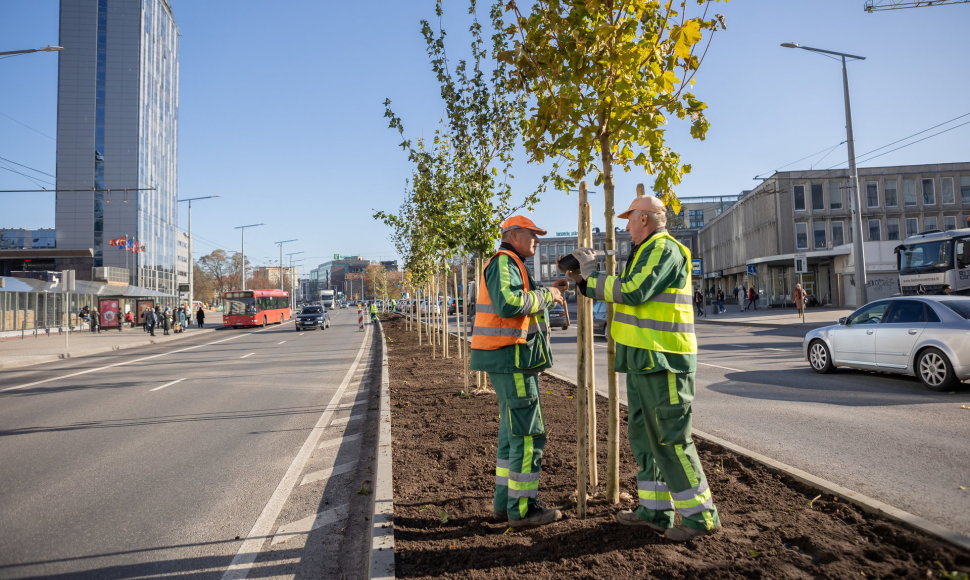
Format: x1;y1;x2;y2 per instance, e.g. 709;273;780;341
2;0;969;277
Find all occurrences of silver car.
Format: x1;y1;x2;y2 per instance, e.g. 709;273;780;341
804;295;970;391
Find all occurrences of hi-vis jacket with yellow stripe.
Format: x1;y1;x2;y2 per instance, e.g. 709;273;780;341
470;246;555;374
583;230;697;357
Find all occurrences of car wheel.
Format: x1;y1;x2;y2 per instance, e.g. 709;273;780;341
916;347;959;391
808;340;835;374
562;325;568;330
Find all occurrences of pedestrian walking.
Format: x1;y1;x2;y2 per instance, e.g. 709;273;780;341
563;194;720;542
716;287;725;314
735;284;744;311
145;307;157;336
195;306;205;329
744;286;758;311
470;215;566;529
693;289;705;317
90;307;101;333
124;310;135;328
161;307;172;335
793;283;806;316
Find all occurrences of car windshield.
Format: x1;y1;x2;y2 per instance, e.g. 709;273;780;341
941;299;970;320
301;307;323;314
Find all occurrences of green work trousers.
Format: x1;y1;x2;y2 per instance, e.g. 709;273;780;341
627;370;719;531
491;372;546;520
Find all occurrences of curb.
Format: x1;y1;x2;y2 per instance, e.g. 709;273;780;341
369;321;395;579
0;329;216;370
543;370;970;554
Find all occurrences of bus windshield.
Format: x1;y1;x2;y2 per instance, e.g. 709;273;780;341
226;295;256;315
899;240;950;271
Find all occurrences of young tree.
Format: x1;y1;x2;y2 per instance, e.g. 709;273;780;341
502;0;726;502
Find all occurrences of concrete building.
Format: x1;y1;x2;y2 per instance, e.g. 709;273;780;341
55;0;179;294
697;162;970;308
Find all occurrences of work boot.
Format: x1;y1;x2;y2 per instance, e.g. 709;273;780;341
614;509;666;532
664;524;721;542
507;503;562;528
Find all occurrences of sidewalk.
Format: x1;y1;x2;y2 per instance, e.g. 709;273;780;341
694;303;854;328
0;320;219;370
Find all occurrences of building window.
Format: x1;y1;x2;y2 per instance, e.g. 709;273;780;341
813;221;826;249
793;185;806;211
924;216;938;232
811;183;824;210
867;219;881;241
944;216;957;231
866;181;879;208
884;179;898;207
962;176;970;204
905;217;919;236
887;218;900;241
795;222;808;250
688;209;704;228
942;177;955;204
831;221;844;246
922;178;936;205
903;178;917;206
829;180;843;210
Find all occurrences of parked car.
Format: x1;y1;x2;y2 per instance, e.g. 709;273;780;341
294;305;331;331
592;301;608;335
548;304;569;330
803;295;970;391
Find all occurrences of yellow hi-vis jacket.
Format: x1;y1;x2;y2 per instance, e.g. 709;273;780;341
588;231;697;355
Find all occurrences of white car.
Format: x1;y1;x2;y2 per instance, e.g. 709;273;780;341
804;295;970;391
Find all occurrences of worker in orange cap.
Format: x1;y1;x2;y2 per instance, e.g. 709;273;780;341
470;215;566;528
562;195;721;542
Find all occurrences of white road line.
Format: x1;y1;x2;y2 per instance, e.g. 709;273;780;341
765;347;791;352
150;378;186;392
271;504;349;546
330;414;363;427
301;460;357;486
240;353;255;359
222;324;371;580
698;361;745;372
278;341;287;345
1;333;248;393
318;433;362;450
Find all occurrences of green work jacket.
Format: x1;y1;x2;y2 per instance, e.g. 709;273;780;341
470;244;555;374
580;229;697;374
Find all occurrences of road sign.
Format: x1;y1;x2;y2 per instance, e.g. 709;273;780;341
691;259;703;276
746;264;757;276
795;254;808;274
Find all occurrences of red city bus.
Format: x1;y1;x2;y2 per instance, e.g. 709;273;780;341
222;289;291;327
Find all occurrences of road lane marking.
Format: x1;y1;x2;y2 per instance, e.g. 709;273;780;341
240;353;255;359
318;433;361;450
698;361;745;372
150;378;186;392
271;504;349;546
222;324;371;580
330;414;363;427
278;341;287;345
301;460;357;486
1;333;249;392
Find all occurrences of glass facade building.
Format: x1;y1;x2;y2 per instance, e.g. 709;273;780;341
56;0;179;294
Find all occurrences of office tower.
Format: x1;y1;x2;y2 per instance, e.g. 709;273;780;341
56;0;179;293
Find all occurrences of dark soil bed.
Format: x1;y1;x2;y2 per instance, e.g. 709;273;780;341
382;314;970;579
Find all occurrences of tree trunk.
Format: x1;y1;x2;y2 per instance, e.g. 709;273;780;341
600;131;620;504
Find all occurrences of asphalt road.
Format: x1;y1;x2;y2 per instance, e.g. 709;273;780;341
0;310;375;579
543;317;970;538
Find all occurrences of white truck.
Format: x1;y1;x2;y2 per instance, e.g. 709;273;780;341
320;289;337;309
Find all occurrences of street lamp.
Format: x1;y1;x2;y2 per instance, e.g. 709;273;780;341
234;223;264;291
177;195;221;308
782;42;868;306
286;251;305;302
0;45;62;57
275;239;298;292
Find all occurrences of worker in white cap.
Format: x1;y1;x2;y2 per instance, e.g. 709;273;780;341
561;195;721;542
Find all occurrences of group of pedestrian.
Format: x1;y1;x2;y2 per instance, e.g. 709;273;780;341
140;305;205;336
79;305;101;333
470;200;720;542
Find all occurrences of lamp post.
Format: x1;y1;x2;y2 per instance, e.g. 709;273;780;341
0;45;62;56
177;195;220;308
234;223;264;291
286;251;305;303
275;239;298;292
782;42;868;306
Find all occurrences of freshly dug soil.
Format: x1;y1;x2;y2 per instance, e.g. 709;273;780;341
382;314;970;579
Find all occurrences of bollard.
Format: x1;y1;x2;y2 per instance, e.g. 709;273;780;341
358;306;364;331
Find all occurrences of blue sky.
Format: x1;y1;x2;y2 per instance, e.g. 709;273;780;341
2;0;969;276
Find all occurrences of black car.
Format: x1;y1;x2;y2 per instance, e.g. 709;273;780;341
295;306;331;331
548;304;569;330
